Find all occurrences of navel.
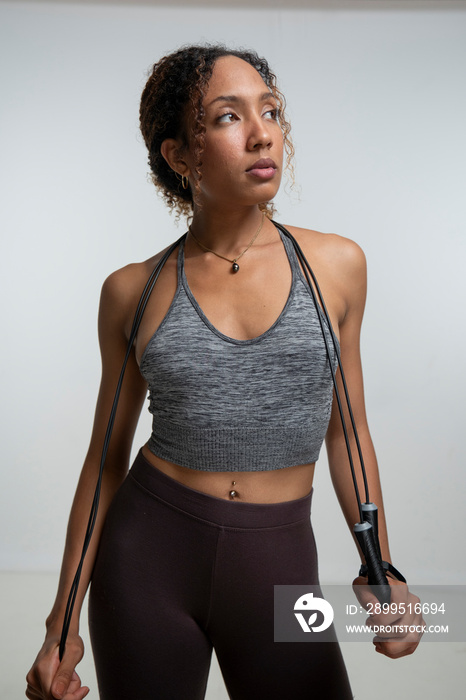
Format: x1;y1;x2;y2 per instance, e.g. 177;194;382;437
229;480;239;500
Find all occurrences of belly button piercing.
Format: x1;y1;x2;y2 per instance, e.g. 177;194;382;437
229;481;238;499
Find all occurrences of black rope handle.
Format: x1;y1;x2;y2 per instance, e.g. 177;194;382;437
59;234;186;660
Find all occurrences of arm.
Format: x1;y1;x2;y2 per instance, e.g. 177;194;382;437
26;267;149;700
324;240;392;563
323;238;423;658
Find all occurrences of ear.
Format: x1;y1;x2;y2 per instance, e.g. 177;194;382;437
160;138;190;178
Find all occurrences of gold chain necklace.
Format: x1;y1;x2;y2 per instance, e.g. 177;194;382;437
188;212;265;273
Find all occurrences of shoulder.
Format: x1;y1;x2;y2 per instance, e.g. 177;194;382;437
281;224;367;321
102;245;176;305
99;244;177;336
283;224;366;278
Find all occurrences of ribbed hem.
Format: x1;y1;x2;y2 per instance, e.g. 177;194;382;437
147;419;321;472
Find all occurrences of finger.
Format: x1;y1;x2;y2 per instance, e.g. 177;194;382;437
51;651;84;699
365;605;420;629
369;613;425;641
366;619;410;639
25;684;42;700
26;671;51;699
352;575;400;608
374;637;421;659
61;672;89;700
51;671;72;700
365;607;405;627
352;576;379;609
375;642;418;659
374;624;423;655
354;576;413;622
62;681;90;700
372;591;421;628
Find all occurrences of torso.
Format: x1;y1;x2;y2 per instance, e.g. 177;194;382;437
141;445;316;503
129;221;346;503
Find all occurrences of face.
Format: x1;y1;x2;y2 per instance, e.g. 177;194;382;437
184;55;284;209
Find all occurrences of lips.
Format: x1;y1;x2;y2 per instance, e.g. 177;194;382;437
246;158;278;179
247;158;277;171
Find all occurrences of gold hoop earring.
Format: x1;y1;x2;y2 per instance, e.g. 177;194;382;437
181;175;189;190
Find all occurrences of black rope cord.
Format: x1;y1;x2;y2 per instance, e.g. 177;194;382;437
273;222;370;519
59;222;399;658
59;235;186;661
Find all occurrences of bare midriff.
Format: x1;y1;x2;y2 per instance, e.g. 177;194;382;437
141;444;315;503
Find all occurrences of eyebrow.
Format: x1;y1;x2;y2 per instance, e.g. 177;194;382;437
207;91;276;107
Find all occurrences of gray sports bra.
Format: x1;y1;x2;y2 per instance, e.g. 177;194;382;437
139;225;338;471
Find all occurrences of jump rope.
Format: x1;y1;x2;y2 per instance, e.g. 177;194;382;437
59;222;405;660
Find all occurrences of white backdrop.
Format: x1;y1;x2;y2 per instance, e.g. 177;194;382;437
1;0;465;589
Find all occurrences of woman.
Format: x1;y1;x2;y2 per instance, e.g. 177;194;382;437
26;45;421;700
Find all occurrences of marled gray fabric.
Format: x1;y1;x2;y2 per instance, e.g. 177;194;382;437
139;225;338;471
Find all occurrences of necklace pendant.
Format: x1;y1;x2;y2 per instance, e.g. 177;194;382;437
232;262;240;273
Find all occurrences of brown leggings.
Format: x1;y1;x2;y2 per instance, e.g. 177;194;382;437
88;450;353;699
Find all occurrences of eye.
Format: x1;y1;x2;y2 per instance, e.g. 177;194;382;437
217;112;237;123
263;108;278;121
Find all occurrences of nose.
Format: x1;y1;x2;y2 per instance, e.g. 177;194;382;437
246;114;273;151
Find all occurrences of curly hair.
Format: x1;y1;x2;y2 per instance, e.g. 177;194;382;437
139;44;294;218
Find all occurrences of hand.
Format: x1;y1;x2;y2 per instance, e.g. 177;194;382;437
352;575;424;659
26;633;89;700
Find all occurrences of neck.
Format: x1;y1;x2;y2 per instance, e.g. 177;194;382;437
189;206;268;256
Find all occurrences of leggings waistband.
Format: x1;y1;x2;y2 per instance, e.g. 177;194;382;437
129;449;313;529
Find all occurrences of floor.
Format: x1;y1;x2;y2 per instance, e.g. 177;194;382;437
3;572;464;699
